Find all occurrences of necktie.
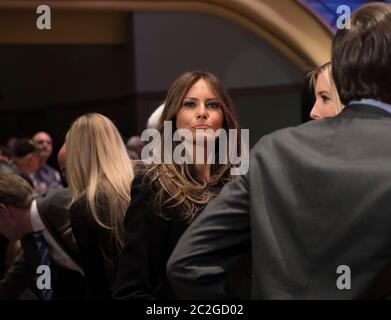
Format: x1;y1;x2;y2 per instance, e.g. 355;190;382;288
33;231;53;300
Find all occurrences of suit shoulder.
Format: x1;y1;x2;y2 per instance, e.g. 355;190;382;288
36;188;70;216
251;120;325;154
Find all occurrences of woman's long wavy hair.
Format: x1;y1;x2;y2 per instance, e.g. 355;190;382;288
143;71;241;222
66;113;134;251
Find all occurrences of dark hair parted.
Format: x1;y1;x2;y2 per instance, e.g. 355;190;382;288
143;71;241;223
332;2;391;105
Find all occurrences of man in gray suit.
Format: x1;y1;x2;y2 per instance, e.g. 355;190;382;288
167;2;391;299
0;174;84;299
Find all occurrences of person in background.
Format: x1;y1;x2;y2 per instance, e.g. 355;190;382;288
309;62;344;119
0;146;14;174
57;143;67;186
66;113;134;299
33;132;62;192
11;139;41;190
126;136;144;160
0;174;84;300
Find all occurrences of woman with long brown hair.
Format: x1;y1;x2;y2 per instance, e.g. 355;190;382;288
114;71;245;299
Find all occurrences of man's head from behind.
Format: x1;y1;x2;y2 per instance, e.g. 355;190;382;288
332;2;391;106
13;139;41;174
0;174;36;240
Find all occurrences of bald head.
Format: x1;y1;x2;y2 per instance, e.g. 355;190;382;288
33;131;53;163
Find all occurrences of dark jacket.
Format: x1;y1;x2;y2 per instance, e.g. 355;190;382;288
70;195;118;299
114;167;232;300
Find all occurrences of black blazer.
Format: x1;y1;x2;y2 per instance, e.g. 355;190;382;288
168;104;391;299
114;167;234;300
70;195;117;299
0;188;85;300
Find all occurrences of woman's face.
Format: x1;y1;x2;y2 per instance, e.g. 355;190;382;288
176;79;224;137
310;71;338;120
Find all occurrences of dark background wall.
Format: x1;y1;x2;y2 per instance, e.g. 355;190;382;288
0;10;310;167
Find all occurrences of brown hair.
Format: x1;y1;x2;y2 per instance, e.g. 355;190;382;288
332;2;391;105
143;71;241;222
0;174;36;209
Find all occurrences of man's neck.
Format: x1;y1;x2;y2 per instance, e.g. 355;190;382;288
39;158;47;168
15;207;34;238
17;164;34;175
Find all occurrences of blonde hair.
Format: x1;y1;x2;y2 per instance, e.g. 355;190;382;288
308;62;344;115
66;113;134;251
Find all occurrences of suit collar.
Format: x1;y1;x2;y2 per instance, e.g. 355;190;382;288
348;99;391;114
31;200;45;232
340;103;391;119
36;189;81;265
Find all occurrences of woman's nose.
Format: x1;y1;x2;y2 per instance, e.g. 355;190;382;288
196;104;208;119
310;105;321;120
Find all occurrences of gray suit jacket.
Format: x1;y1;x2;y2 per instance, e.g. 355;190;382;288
167;104;391;299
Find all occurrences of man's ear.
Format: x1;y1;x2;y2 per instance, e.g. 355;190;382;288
0;203;11;218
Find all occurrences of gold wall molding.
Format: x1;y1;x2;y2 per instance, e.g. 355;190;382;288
0;0;332;69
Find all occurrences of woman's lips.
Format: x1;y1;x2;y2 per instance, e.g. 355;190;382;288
193;125;212;129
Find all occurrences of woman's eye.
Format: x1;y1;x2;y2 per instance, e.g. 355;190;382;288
321;95;330;103
183;101;195;108
207;102;220;109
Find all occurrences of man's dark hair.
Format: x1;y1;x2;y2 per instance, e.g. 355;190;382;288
332;2;391;105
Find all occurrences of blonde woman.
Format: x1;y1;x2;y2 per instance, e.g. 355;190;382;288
309;62;344;119
66;113;134;299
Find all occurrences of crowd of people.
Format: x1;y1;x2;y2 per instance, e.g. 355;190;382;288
1;2;391;299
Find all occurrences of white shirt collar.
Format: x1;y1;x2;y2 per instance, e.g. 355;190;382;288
30;199;45;232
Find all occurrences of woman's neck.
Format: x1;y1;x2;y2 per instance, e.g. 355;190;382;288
190;141;213;182
194;163;211;183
